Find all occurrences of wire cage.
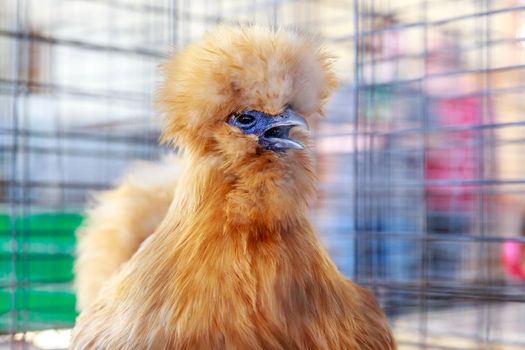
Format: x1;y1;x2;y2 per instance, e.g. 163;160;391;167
1;0;525;349
1;0;172;343
349;1;525;348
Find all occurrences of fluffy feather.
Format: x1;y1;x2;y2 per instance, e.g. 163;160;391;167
71;26;395;349
74;155;179;310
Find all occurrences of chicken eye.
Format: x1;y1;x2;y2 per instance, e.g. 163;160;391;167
236;114;256;126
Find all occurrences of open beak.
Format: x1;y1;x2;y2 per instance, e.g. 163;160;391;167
227;108;309;152
259;109;309;152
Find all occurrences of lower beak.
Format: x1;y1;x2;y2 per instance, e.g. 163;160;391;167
259;110;309;152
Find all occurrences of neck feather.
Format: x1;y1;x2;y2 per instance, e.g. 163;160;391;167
163;150;317;242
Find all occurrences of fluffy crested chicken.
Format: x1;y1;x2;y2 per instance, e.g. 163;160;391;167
74;156;178;310
71;26;395;349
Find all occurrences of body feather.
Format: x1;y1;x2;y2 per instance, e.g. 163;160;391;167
74;156;179;310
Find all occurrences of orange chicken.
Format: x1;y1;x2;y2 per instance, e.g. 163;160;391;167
71;26;395;350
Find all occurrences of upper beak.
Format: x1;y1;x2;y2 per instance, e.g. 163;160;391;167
259;110;309;152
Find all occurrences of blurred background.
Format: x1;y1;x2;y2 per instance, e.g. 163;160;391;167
1;0;525;349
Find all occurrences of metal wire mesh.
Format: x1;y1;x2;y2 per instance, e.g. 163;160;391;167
1;0;525;349
345;0;525;348
1;0;173;343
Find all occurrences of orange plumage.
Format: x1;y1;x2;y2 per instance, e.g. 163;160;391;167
71;26;395;349
74;156;178;310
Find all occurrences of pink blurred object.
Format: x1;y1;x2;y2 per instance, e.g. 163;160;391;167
502;241;525;280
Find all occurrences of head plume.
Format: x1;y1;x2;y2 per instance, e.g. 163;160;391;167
157;26;338;155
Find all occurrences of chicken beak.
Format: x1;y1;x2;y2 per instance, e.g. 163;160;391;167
259;110;309;152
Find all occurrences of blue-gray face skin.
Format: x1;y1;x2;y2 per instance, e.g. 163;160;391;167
227;108;309;152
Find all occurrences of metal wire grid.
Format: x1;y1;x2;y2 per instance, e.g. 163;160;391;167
1;0;525;349
349;0;525;348
1;0;175;342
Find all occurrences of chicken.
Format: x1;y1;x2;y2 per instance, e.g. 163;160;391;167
74;155;178;310
70;26;396;350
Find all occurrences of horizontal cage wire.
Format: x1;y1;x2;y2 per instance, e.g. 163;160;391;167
1;0;525;349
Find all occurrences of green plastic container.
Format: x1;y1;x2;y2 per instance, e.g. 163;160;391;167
0;213;82;332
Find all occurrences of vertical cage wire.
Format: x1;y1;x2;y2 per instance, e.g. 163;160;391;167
1;0;525;349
